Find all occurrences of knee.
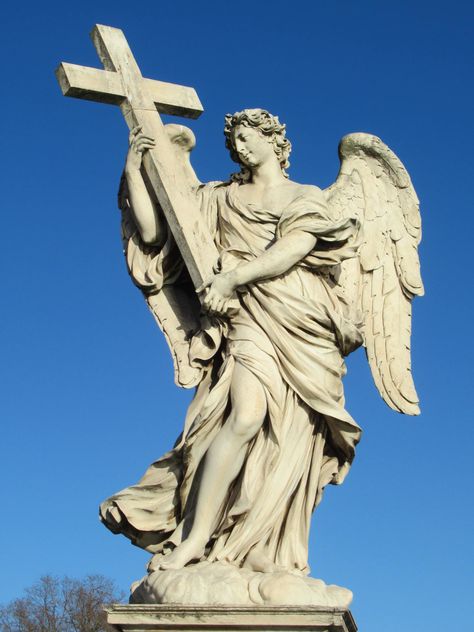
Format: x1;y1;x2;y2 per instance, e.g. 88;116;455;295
228;412;264;443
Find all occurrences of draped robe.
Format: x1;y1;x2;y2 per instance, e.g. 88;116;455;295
100;181;363;574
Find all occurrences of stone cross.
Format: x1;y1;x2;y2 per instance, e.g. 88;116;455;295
56;24;217;288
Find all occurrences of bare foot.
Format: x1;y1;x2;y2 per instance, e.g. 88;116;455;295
245;548;285;573
147;552;169;573
151;537;207;571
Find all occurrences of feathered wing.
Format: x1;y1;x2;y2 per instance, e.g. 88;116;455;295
324;133;424;415
119;124;204;389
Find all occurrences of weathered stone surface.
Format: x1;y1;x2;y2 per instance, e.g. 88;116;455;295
58;25;423;612
105;604;357;632
56;24;216;291
129;562;352;609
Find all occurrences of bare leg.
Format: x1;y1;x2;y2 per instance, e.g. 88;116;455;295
156;363;267;570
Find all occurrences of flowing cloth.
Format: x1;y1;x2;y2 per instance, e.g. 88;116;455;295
100;182;363;573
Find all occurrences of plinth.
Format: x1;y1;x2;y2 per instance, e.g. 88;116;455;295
105;604;357;632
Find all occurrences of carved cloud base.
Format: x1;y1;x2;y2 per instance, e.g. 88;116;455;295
128;561;352;609
105;604;357;632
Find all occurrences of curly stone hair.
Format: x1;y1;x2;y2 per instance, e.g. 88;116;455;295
224;108;292;182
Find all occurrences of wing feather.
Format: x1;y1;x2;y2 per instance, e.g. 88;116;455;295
325;133;423;415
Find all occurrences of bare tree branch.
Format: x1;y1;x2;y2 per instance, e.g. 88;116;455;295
0;574;124;632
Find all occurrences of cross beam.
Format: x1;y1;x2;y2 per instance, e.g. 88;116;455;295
55;24;218;288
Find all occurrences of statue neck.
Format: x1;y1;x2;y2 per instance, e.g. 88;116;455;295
249;159;286;188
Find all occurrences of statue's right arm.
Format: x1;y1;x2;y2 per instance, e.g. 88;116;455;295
124;127;166;247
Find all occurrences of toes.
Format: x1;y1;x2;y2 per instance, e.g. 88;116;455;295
148;553;167;572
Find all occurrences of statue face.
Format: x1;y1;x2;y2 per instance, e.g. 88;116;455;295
232;125;275;169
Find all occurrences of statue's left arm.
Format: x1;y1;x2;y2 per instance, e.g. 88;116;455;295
236;231;316;284
201;230;316;313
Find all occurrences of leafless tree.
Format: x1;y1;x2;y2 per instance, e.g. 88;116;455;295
0;574;124;632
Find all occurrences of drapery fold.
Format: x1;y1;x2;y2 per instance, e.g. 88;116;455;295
100;181;362;573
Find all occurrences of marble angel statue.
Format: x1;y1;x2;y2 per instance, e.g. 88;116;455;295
100;109;423;586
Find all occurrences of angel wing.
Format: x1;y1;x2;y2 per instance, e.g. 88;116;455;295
119;124;203;389
324;133;424;415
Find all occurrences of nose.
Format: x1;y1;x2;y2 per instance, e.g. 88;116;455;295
235;142;248;159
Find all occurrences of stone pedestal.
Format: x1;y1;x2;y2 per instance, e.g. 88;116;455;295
105;604;357;632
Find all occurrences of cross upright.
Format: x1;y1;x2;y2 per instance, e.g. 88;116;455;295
56;24;217;288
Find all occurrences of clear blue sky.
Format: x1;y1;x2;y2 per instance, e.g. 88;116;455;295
1;1;472;630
